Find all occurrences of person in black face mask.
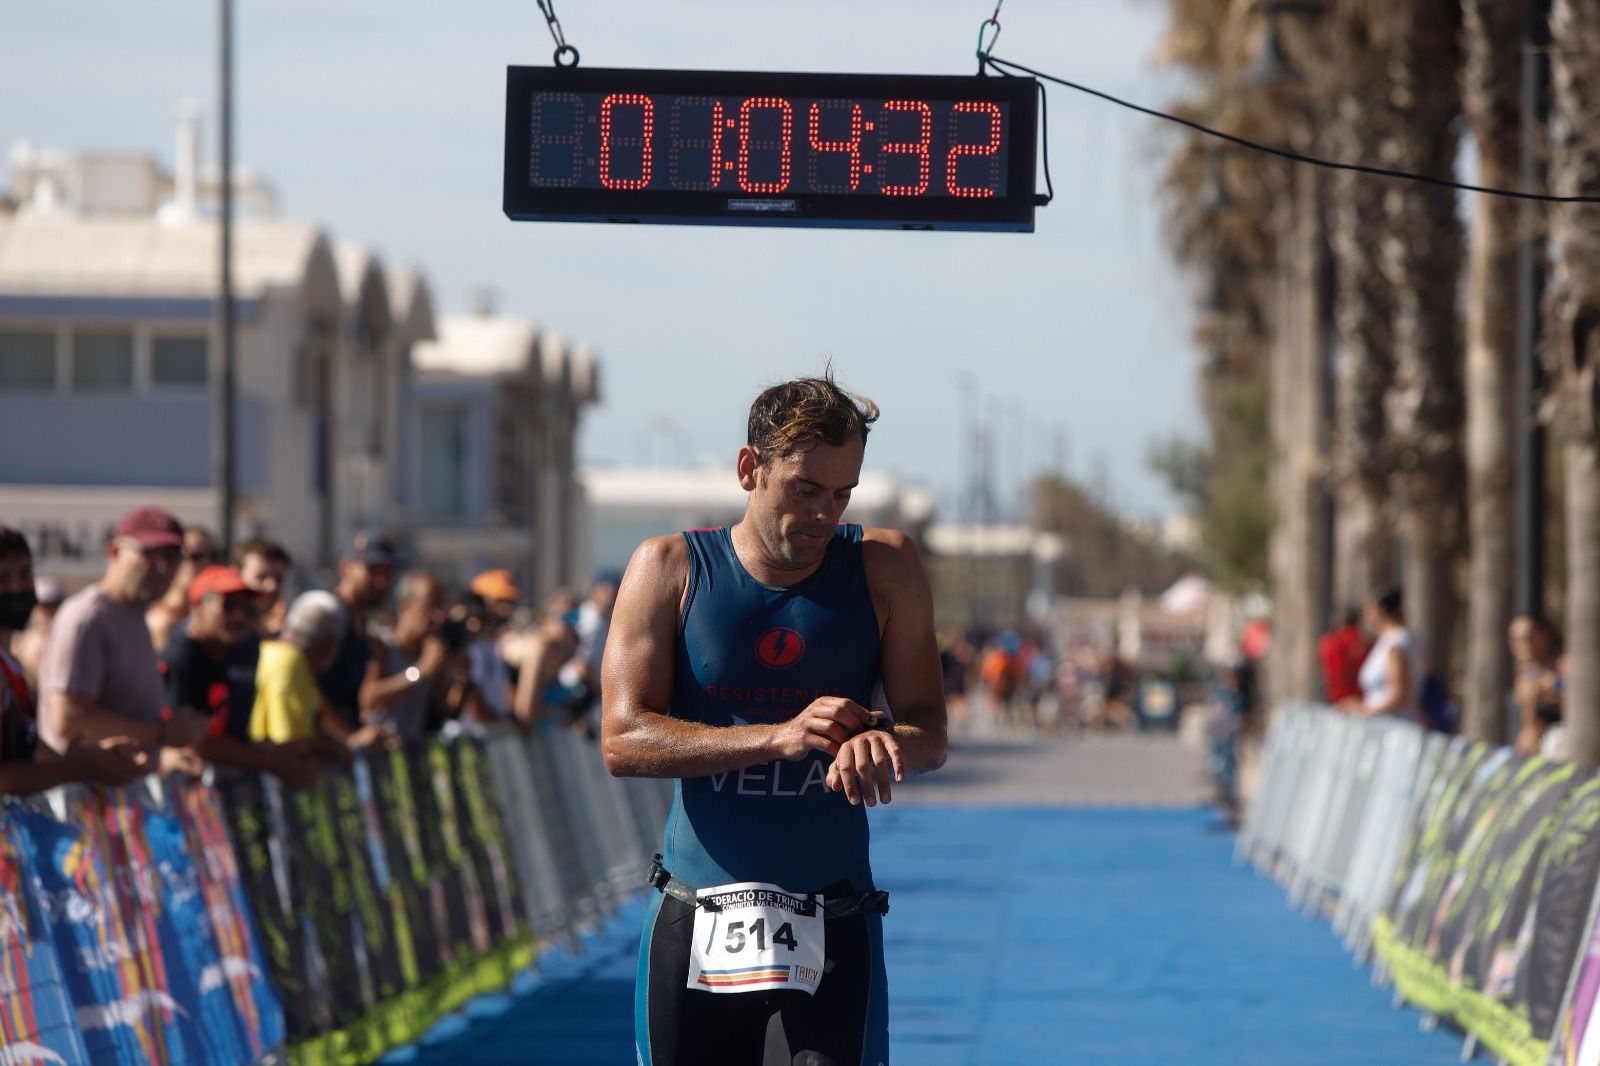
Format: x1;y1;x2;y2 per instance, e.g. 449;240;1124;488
0;527;150;793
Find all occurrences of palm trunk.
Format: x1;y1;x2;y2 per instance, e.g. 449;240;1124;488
1268;161;1331;703
1330;84;1397;611
1461;188;1519;742
1565;444;1600;759
1459;0;1526;744
1548;0;1600;761
1381;0;1466;686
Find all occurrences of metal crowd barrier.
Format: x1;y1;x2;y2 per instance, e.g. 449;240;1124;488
1244;703;1600;1066
1241;704;1427;927
0;721;672;1066
484;720;671;945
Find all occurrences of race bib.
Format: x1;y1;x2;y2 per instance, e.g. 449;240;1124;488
686;881;826;995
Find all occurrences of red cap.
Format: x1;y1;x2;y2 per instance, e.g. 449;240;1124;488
112;507;184;550
188;565;251;604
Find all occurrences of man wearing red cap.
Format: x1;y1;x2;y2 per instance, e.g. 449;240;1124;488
161;565;320;787
38;507;211;767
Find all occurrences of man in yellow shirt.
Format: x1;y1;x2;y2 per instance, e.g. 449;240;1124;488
252;590;383;748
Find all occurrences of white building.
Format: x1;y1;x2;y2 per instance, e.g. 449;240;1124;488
580;465;938;576
0;128;431;580
922;523;1067;631
410;314;600;601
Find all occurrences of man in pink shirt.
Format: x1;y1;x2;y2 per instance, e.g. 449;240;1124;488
38;507;210;770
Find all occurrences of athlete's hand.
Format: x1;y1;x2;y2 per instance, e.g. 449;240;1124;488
826;729;905;807
770;697;873;760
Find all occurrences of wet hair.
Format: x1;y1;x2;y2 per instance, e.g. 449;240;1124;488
232;537;291;569
0;526;30;562
747;367;879;465
1372;586;1403;621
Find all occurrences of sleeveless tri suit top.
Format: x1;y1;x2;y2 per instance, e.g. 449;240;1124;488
661;523;882;894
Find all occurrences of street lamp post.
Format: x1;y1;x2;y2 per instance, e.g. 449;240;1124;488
213;0;237;555
1513;0;1552;619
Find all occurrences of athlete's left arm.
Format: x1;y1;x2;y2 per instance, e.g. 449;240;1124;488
826;529;949;805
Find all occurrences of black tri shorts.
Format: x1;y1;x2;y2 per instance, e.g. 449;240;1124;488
634;880;889;1066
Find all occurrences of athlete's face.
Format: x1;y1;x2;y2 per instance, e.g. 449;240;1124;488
739;438;864;572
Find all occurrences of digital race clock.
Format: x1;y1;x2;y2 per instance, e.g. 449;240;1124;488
503;67;1040;231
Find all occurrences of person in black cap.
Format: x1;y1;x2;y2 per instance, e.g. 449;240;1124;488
317;532;398;731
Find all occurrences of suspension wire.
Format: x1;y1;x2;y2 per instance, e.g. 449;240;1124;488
1035;79;1054;204
535;0;580;66
980;53;1600;205
976;0;1004;72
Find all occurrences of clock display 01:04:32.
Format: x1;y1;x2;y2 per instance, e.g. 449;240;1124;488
527;91;1012;200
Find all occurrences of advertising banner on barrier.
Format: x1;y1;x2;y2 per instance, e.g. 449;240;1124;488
142;801;251;1064
369;747;442;986
1423;757;1546;959
1389;744;1499;946
0;728;568;1066
1439;765;1588;1066
451;738;526;946
1381;748;1520;1012
1384;737;1474;919
1456;763;1581;992
170;780;286;1059
1533;779;1600;1066
216;770;326;1041
0;804;90;1066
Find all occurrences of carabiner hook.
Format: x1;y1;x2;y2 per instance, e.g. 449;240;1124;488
976;18;1001;71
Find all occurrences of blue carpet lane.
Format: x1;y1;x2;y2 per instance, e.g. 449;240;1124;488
401;807;1464;1065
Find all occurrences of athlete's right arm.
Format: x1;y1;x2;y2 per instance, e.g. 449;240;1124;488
601;535;869;778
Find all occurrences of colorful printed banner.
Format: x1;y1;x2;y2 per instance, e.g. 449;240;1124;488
0;803;90;1066
0;732;553;1066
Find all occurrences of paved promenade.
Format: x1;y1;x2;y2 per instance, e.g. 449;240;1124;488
394;735;1463;1065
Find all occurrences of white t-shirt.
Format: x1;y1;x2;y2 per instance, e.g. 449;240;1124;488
1359;626;1422;716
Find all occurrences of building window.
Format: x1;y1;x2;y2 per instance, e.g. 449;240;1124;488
418;404;468;521
151;335;209;387
71;331;134;390
0;331;56;390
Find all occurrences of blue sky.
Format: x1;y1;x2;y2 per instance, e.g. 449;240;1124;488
3;0;1202;519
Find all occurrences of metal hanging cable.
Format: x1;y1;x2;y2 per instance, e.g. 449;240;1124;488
979;52;1600;205
535;0;579;67
976;0;1004;72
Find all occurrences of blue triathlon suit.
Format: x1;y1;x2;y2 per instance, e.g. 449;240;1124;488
635;524;889;1066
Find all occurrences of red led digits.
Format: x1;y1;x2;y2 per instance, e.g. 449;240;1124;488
528;92;584;187
669;96;724;191
807;102;863;193
599;93;655;191
879;100;932;196
737;97;794;194
947;102;1003;198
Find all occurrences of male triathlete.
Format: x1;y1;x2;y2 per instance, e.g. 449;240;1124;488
603;372;949;1066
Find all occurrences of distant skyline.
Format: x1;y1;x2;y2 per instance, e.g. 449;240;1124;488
3;0;1202;520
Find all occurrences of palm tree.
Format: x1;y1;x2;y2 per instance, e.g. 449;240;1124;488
1546;0;1600;761
1157;0;1327;699
1458;0;1527;742
1377;0;1467;693
1325;8;1398;610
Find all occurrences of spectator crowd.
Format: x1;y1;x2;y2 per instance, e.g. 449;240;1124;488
0;506;620;800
